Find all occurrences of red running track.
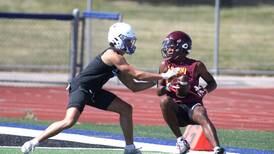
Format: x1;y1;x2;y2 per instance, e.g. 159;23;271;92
0;86;274;131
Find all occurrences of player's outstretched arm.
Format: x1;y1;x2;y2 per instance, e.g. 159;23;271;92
102;49;178;81
156;61;169;96
117;71;156;92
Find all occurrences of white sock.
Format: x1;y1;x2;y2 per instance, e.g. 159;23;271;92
125;144;135;150
214;146;221;151
177;136;184;142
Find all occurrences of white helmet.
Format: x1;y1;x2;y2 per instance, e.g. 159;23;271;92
108;22;137;54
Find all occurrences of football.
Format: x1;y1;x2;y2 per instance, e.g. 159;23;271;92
171;75;190;98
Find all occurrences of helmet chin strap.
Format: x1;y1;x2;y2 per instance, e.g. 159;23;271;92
121;49;127;55
168;51;188;62
114;48;126;55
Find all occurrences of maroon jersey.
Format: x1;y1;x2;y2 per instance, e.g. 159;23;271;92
162;57;202;104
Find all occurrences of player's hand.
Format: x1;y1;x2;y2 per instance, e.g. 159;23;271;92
165;82;179;92
194;85;208;97
161;67;180;79
176;77;189;98
66;83;71;91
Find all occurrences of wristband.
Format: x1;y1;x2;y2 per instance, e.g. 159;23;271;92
163;86;170;92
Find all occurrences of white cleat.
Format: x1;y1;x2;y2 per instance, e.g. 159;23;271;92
21;140;38;154
214;146;225;154
176;137;190;154
124;148;142;154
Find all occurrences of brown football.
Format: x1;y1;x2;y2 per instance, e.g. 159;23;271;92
175;75;190;98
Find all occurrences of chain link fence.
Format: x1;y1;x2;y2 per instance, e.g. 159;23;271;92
0;1;273;86
0;18;72;72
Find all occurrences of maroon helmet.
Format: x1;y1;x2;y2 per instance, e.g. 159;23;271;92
161;31;192;60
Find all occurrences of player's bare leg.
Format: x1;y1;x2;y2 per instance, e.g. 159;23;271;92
160;97;190;154
107;97;141;154
107;97;133;144
36;107;80;142
21;107;81;153
159;97;182;138
192;105;220;147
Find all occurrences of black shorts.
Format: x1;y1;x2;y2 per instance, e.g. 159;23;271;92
176;102;202;127
67;86;116;113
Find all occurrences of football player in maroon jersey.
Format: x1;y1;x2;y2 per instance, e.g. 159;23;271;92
157;31;224;154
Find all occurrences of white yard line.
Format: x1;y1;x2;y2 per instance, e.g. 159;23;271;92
0;126;238;154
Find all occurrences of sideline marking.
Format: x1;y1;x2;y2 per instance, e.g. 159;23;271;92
0;146;124;151
0;125;241;154
0;126;176;153
0;146;232;154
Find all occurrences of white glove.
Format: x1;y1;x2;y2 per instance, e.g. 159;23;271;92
161;67;180;79
194;85;208;97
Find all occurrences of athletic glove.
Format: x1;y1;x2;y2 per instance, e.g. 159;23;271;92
161;67;180;79
194;85;208;97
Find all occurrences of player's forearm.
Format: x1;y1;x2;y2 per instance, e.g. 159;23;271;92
134;70;162;81
129;81;156;92
205;80;217;93
118;71;157;92
121;66;162;81
125;66;179;81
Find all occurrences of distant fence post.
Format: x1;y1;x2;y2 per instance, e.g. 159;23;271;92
85;0;93;65
70;8;80;80
84;0;122;67
213;0;220;75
